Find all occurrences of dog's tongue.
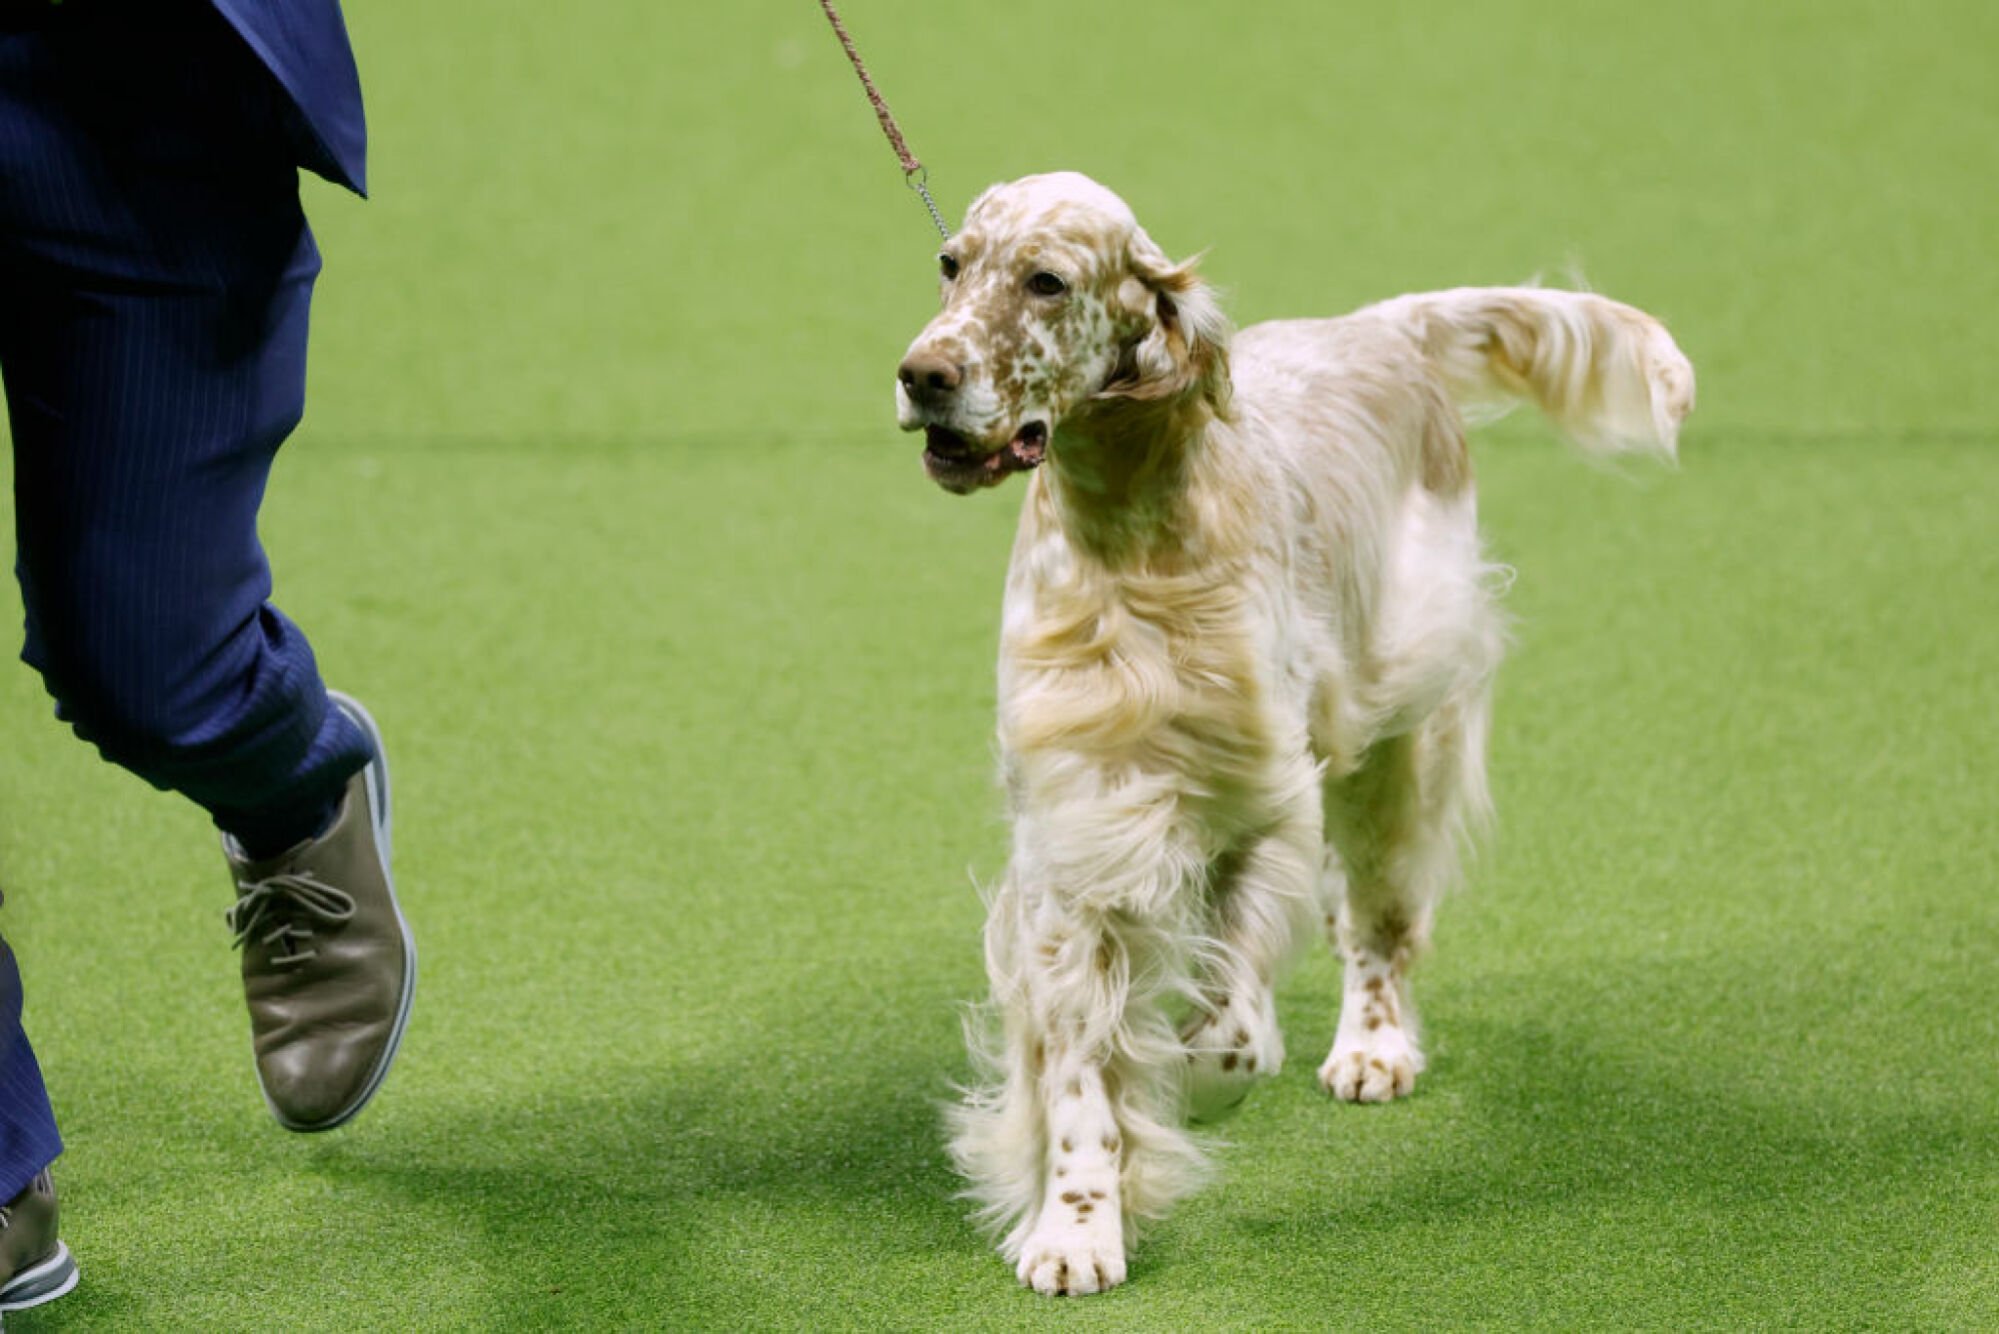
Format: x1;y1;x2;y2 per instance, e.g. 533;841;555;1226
1004;422;1049;472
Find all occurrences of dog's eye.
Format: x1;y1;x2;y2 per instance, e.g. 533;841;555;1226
1027;271;1067;297
939;253;960;280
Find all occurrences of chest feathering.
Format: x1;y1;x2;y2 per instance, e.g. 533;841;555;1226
998;535;1275;770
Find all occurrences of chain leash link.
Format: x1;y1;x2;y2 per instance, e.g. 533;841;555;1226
817;0;952;241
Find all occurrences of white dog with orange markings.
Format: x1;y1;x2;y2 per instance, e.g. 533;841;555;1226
895;172;1692;1295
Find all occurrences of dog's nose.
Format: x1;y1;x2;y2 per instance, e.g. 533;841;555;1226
898;352;963;399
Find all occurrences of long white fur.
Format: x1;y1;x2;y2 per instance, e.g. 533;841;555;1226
898;173;1693;1295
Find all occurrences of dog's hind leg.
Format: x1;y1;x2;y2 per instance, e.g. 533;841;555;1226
1317;693;1490;1102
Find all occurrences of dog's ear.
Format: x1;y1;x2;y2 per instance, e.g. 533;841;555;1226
1098;228;1232;414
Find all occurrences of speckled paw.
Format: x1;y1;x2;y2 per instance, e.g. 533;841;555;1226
1318;1028;1422;1103
1016;1224;1127;1296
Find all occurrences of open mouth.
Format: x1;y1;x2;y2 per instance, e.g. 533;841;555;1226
921;421;1048;493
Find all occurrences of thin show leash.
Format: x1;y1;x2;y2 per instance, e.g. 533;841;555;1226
816;0;951;240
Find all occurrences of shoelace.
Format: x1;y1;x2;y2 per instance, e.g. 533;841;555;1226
225;870;356;968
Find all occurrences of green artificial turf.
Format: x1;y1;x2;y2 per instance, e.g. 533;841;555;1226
4;0;1996;1327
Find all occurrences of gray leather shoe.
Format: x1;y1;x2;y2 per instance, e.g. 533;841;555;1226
0;1170;77;1313
224;691;415;1132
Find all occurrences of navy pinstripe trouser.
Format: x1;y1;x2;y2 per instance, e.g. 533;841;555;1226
0;6;373;1195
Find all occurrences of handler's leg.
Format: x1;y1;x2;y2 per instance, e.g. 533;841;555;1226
0;936;61;1207
0;937;75;1313
0;8;412;1131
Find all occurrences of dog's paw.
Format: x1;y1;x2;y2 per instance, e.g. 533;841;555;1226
1017;1232;1127;1297
1318;1024;1424;1103
1181;996;1282;1123
1185;1049;1255;1123
1015;1201;1126;1297
1322;966;1424;1102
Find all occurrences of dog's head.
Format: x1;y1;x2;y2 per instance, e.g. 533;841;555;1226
895;172;1230;495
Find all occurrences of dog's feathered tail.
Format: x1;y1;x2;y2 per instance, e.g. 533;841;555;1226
1371;287;1694;459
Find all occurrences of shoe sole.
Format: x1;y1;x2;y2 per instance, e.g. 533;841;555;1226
264;690;418;1134
0;1242;79;1312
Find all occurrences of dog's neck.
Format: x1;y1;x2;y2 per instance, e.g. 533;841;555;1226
1036;393;1226;569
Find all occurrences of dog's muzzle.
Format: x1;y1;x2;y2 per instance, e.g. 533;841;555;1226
920;421;1048;495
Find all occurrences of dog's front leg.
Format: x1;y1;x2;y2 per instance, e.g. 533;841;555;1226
1004;886;1133;1296
1181;798;1322;1121
952;780;1215;1294
1000;883;1208;1295
1014;1055;1126;1296
950;873;1135;1295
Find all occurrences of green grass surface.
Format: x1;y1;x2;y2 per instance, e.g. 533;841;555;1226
4;0;1996;1328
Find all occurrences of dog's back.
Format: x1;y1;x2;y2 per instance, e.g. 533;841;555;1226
1221;291;1691;765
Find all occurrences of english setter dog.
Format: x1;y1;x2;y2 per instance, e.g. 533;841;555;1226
895;172;1692;1295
